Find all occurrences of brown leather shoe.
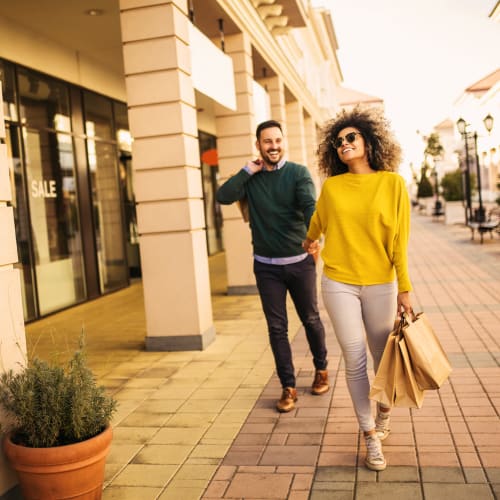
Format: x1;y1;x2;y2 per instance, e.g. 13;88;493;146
276;387;297;412
311;369;329;395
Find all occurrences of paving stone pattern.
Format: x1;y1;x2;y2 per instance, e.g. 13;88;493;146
25;213;499;500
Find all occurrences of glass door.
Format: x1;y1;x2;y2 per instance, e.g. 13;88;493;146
84;92;128;293
18;68;86;315
23;128;86;314
114;102;140;278
199;131;223;255
119;150;140;277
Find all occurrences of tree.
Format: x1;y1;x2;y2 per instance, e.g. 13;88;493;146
424;132;444;199
424;132;444;160
417;164;434;198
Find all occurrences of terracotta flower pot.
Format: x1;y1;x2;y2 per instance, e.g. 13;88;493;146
3;425;112;500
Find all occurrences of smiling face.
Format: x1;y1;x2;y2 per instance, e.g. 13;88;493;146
334;127;366;165
256;126;284;168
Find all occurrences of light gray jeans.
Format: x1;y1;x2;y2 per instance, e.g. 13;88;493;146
321;276;397;431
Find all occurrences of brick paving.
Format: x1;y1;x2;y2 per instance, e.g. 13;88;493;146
25;212;500;500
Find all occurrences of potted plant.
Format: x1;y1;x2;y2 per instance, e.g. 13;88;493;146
0;336;117;500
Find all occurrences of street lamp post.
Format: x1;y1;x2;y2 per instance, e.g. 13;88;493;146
457;118;473;223
456;115;494;223
473;130;485;222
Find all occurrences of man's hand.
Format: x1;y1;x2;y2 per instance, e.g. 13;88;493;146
246;158;264;174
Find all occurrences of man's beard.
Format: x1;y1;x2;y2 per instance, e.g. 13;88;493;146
263;149;282;166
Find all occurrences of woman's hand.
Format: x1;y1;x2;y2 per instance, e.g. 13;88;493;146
397;291;414;318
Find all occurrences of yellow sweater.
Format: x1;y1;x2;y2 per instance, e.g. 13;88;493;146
307;171;412;292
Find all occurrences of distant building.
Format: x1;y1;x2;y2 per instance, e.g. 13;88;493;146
336;86;384;111
433;118;459;175
453;68;500;203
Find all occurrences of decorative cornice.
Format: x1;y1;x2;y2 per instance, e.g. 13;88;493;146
217;0;332;123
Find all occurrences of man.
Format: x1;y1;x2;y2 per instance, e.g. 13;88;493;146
216;120;329;412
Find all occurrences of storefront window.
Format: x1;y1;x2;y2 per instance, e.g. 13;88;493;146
18;68;71;131
24;128;86;314
1;62;35;319
84;92;127;292
84;92;113;140
0;60;18;121
2;60;136;320
6;123;37;320
114;102;140;277
199;131;223;255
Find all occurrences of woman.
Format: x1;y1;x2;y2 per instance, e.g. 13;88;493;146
303;107;413;471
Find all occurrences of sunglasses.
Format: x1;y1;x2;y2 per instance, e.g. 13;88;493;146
332;132;362;149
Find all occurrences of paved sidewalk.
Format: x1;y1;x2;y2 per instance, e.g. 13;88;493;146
25;213;500;500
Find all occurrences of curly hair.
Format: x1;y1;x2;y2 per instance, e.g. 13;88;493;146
317;106;402;177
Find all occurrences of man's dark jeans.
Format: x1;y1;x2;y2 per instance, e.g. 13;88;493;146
254;255;328;388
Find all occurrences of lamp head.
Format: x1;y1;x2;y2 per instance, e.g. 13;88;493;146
456;117;466;135
483;114;494;133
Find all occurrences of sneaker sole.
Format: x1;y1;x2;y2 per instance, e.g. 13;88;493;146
364;458;387;471
376;430;390;441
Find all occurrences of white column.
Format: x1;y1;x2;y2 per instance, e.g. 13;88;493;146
215;32;257;294
285;100;307;166
304;114;321;192
120;0;215;350
259;75;286;125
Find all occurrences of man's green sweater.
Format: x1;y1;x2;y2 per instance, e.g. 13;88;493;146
216;161;317;258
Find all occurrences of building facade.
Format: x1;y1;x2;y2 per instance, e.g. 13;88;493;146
453;69;500;205
0;2;343;489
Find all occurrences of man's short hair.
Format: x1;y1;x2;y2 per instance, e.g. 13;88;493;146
256;120;282;140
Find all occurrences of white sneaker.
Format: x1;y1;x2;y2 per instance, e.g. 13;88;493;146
375;405;391;441
364;433;386;471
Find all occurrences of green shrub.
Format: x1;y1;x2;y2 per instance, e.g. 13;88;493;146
417;175;434;198
440;169;463;202
0;339;117;448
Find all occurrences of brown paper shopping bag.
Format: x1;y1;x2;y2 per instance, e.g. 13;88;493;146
402;312;452;390
370;321;425;409
394;333;425;408
369;330;398;408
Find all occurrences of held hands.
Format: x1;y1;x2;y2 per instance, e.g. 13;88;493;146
302;238;320;256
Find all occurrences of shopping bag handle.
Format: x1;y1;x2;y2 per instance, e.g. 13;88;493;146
400;311;417;325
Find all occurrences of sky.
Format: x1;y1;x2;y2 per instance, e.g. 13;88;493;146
312;0;500;174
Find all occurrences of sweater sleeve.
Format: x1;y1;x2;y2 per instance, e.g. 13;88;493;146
295;167;318;228
393;177;412;292
306;186;325;240
216;169;250;204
